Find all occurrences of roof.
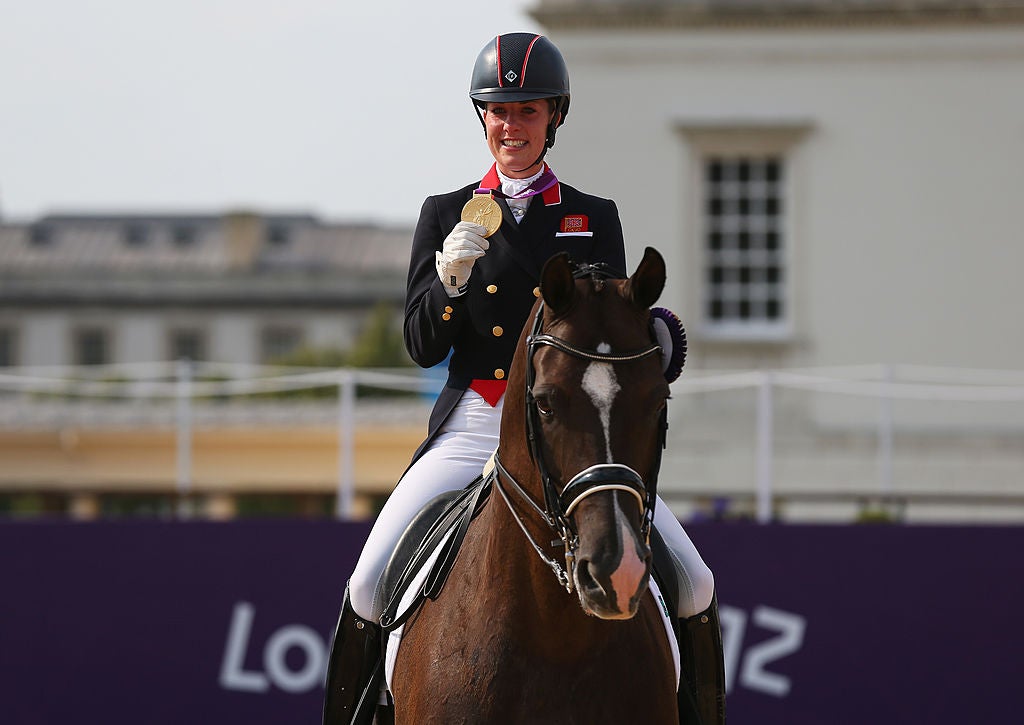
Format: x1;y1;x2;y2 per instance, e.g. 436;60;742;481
0;212;413;307
530;0;1024;29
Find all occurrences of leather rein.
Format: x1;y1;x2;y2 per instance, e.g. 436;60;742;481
491;264;669;593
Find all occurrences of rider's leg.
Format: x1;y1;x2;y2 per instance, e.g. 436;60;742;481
350;391;502;621
653;499;714;617
322;584;382;725
324;391;501;725
653;499;727;725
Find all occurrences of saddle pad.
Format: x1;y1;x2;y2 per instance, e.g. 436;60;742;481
384;527;454;694
384;571;680;698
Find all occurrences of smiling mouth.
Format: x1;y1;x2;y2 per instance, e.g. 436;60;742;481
502;139;527;149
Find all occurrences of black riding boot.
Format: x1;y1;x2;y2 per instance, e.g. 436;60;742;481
677;593;727;725
323;584;383;725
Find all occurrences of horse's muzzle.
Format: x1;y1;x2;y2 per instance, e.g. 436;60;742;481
571;482;653;620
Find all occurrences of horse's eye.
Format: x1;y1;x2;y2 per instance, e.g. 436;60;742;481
534;396;554;418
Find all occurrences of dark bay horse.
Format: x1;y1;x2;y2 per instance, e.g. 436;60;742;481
391;248;678;724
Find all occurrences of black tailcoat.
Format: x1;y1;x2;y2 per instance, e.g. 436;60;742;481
403;174;627;462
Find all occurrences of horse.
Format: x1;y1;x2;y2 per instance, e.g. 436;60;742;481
389;247;679;724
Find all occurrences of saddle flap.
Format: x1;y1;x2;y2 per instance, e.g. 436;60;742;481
378;475;491;631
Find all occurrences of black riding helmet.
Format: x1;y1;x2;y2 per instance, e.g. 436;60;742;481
470;33;570;170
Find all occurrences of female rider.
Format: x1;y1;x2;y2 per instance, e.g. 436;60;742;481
324;32;726;725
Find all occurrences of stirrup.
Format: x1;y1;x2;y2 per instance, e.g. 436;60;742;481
323;584;383;725
677;593;727;725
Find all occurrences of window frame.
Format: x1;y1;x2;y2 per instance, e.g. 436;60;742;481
0;326;18;367
677;122;812;344
166;326;208;363
72;325;113;366
259;324;305;363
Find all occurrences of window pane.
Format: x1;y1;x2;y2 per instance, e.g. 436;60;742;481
75;328;109;366
124;224;148;246
173;226;197;246
702;155;787;332
261;327;304;362
169;329;205;361
0;328;16;367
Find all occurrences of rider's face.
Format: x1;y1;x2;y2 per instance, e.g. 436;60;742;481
484;100;558;178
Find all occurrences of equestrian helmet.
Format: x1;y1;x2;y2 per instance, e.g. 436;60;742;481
470;33;570;147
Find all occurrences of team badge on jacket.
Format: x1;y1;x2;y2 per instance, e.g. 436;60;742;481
558;215;590;235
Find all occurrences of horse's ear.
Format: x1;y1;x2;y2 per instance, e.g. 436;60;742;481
541;252;576;315
626;247;666;309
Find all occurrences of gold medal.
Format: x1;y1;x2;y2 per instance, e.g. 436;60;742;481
461;193;502;238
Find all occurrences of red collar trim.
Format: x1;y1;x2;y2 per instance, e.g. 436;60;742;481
480;163;501;190
479;163;561;206
541;179;561;206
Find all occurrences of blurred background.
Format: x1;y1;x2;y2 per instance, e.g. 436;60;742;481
2;1;1022;723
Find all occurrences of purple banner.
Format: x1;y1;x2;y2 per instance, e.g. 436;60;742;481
1;521;1020;723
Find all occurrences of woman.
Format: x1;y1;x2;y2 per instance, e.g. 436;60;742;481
325;33;725;725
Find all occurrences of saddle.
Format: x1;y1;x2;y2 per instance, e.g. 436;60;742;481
377;474;492;631
376;471;680;635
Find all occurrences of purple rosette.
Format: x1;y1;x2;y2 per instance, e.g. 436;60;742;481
650;307;687;383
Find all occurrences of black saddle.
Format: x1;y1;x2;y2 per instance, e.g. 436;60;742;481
377;474;492;631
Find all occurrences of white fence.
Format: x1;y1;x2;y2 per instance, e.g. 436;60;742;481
1;361;1023;522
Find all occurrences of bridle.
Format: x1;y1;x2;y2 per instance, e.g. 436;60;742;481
491;263;669;593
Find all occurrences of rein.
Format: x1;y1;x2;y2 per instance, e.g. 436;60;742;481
493;263;669;593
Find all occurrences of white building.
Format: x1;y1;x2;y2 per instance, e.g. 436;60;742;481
533;0;1024;371
0;211;412;368
529;0;1024;521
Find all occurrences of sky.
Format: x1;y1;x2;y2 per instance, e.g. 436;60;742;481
0;0;544;226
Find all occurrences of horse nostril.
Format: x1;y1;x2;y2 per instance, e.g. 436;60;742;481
576;558;603;594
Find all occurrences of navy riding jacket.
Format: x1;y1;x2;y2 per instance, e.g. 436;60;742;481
404;166;627;461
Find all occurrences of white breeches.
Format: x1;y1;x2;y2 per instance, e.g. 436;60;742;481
348;390;715;622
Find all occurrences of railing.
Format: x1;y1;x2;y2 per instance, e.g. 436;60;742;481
2;361;1023;522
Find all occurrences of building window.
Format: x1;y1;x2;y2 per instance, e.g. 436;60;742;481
267;223;290;246
703;156;787;333
172;225;197;247
260;326;304;362
0;327;17;367
677;120;811;342
123;223;149;246
168;328;206;362
29;224;53;246
74;327;110;366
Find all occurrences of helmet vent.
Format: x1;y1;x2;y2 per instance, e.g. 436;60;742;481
497;32;534;87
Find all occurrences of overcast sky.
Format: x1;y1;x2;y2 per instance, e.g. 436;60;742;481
0;0;543;225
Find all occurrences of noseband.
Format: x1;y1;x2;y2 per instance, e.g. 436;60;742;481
492;264;669;593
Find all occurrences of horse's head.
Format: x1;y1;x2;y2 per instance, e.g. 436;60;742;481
499;247;670;620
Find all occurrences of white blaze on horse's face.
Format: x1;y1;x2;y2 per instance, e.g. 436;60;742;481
605;497;649;619
580;343;619;463
575;343;648;618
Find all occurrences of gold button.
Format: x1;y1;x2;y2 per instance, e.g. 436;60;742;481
492;326;503;337
494;369;505;380
486;284;498;294
533;287;541;298
444;305;453;313
442;313;451;321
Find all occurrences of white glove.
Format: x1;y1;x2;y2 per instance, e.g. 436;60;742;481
435;221;489;297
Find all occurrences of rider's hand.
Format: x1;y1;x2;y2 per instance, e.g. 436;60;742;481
435;221;489;297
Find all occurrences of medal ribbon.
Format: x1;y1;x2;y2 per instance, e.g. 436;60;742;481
475;164;558;200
